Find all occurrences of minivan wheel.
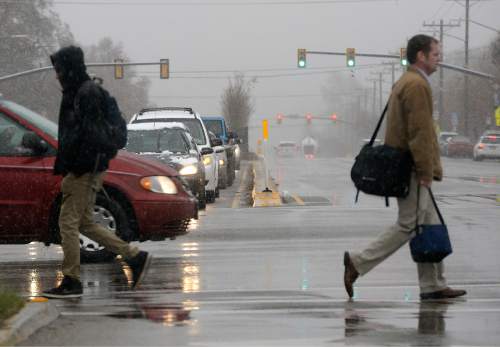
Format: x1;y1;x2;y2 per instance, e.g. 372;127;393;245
79;194;131;263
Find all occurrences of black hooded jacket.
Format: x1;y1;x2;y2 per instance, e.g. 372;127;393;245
51;46;112;176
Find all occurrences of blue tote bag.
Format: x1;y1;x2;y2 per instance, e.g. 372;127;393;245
410;187;453;263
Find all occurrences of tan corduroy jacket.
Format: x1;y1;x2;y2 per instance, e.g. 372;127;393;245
384;66;443;182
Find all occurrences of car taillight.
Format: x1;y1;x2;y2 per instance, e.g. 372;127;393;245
488;136;497;141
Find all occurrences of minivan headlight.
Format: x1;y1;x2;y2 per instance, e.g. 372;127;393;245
140;176;178;194
179;164;198;176
203;155;212;166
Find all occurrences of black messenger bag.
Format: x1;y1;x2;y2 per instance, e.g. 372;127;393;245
351;102;413;205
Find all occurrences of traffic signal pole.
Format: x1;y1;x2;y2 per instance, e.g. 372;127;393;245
0;61;167;83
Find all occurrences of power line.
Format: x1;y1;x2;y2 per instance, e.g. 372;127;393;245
0;0;397;6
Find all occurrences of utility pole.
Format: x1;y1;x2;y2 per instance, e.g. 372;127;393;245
445;0;488;135
465;0;470;136
423;19;461;122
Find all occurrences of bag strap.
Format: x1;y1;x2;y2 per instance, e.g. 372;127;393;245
368;101;389;146
415;185;446;232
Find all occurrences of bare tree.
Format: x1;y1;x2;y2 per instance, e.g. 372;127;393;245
491;33;500;75
84;38;151;121
220;73;256;131
0;0;74;120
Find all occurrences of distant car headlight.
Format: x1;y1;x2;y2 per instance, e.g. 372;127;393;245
140;176;178;194
219;159;225;166
203;155;212;166
179;164;198;176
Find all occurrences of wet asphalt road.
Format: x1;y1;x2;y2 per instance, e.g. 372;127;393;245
1;157;500;346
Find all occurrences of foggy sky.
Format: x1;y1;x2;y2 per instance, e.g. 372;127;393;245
53;0;500;120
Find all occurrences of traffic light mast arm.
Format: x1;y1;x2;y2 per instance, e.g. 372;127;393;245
0;61;169;82
301;50;498;80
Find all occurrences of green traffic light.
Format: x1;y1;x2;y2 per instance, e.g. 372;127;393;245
298;60;306;68
347;59;355;67
401;58;408;66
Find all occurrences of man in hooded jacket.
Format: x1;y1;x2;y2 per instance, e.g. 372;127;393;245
43;46;152;298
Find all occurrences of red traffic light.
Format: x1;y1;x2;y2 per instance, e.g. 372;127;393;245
277;113;284;124
306;113;313;124
330;113;337;122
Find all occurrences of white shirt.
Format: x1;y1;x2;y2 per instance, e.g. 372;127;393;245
415;67;431;86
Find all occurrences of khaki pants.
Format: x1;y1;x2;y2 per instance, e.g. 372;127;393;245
59;172;139;280
350;174;447;294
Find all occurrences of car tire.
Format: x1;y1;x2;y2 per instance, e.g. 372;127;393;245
198;187;207;210
218;173;227;189
79;194;132;263
206;190;216;203
227;164;235;187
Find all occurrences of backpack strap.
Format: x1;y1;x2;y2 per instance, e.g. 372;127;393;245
368;101;389;146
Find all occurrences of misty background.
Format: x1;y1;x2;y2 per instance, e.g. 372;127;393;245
1;0;500;155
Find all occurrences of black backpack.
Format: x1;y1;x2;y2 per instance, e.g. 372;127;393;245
79;80;128;159
350;102;413;206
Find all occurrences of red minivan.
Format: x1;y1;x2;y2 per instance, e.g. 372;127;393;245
0;97;197;262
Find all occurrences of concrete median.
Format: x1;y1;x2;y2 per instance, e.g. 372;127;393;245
252;156;282;207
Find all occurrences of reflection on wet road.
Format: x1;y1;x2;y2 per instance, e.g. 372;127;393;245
2;234;500;346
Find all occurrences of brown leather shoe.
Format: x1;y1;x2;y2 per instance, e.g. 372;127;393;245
343;251;359;298
420;287;467;300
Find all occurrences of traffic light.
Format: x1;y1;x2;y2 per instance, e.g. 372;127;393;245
330;113;337;122
346;48;355;67
276;113;284;124
306;112;312;124
400;48;408;66
160;58;170;79
297;48;306;68
114;58;124;79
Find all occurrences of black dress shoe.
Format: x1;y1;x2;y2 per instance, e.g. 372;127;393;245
420;287;467;300
343;251;359;298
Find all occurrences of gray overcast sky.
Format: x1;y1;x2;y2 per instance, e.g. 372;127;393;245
53;0;500;119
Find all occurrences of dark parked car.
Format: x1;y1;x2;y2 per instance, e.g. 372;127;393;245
126;122;209;209
0;97;197;262
445;135;474;158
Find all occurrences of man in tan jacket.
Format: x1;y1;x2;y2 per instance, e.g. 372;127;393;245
343;34;466;300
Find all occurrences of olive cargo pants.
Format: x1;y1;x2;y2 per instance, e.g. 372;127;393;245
350;174;448;294
59;172;139;280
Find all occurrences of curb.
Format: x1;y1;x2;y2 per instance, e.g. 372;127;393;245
0;300;59;346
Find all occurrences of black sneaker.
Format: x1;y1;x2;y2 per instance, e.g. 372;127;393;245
42;276;83;299
126;251;152;289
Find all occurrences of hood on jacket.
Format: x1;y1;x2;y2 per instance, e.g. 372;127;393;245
50;45;90;90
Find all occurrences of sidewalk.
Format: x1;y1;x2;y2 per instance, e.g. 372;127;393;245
0;299;58;346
